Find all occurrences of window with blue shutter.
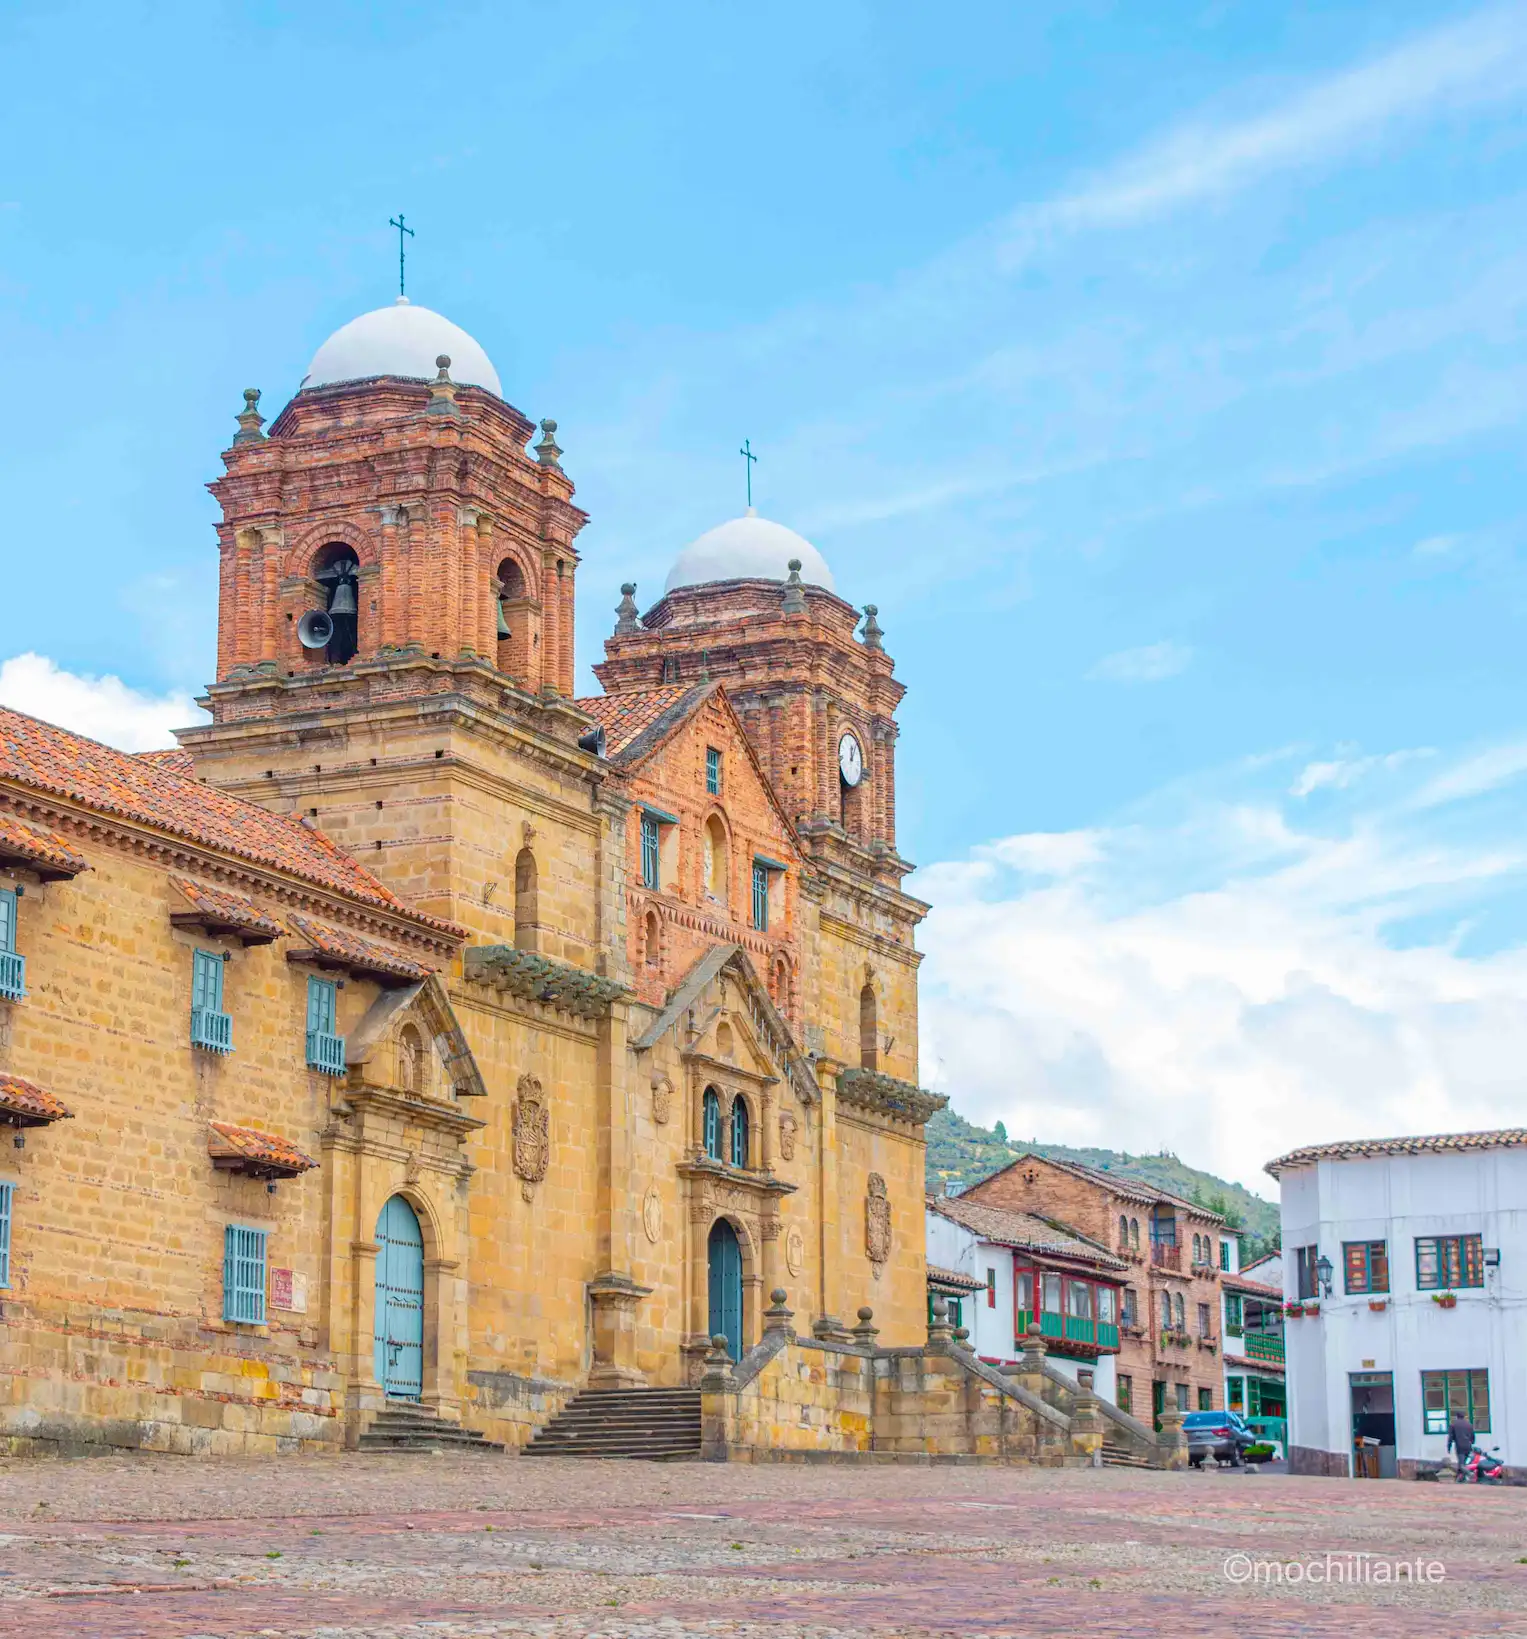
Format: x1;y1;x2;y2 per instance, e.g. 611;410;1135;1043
190;949;233;1053
222;1224;268;1324
0;888;23;1001
706;747;722;796
306;977;345;1074
751;863;769;931
640;814;660;890
730;1097;749;1167
0;1181;12;1288
703;1087;722;1160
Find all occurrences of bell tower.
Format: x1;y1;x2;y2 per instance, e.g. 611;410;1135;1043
180;301;615;957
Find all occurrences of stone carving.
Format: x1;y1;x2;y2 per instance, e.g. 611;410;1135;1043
785;1224;805;1277
513;1074;549;1201
650;1073;672;1127
778;1111;797;1162
865;1172;892;1268
642;1186;663;1244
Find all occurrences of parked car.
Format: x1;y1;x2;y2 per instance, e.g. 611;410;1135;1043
1182;1409;1257;1467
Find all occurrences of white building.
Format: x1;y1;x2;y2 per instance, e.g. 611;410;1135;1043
1267;1129;1527;1480
925;1194;1126;1403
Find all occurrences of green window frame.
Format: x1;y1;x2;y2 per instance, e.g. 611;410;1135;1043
307;975;337;1036
0;1181;11;1288
730;1097;749;1167
640;814;660;890
1116;1374;1132;1414
1415;1234;1483;1291
1225;1292;1244;1331
191;948;225;1015
1219;1240;1231;1271
0;887;15;953
703;1087;722;1161
927;1293;962;1329
0;887;23;1001
705;746;722;796
1344;1240;1389;1294
1421;1368;1489;1434
1198;1387;1213;1411
751;862;769;931
222;1224;268;1325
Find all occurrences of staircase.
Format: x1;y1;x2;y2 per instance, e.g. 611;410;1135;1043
358;1400;502;1453
1101;1434;1156;1470
523;1387;703;1461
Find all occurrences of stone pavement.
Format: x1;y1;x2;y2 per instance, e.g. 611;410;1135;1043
0;1454;1523;1638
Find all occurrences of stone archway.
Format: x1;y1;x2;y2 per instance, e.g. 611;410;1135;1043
373;1194;425;1400
707;1219;744;1362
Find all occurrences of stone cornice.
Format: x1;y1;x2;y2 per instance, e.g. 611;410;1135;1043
464;945;628;1020
836;1066;946;1127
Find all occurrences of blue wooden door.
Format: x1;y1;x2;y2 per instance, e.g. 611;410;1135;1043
707;1219;743;1362
374;1195;424;1399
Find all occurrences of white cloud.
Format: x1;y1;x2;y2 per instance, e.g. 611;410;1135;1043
915;740;1527;1191
1291;747;1433;799
1087;641;1193;684
0;653;206;753
981;830;1106;878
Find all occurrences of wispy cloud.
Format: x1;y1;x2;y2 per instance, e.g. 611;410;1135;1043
1292;747;1434;799
0;653;206;752
1087;641;1193;684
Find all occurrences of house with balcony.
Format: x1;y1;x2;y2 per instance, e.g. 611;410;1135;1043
925;1193;1127;1401
948;1153;1235;1423
1268;1128;1527;1480
1222;1270;1286;1449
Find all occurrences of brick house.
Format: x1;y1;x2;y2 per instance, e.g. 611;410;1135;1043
954;1154;1234;1423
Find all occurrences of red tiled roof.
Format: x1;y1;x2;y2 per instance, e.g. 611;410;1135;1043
134;748;195;776
926;1263;986;1293
1266;1128;1527;1177
208;1121;316;1177
1223;1352;1286;1374
0;704;458;937
0;811;90;880
929;1194;1127;1270
1224;1273;1283;1300
573;686;705;761
999;1152;1227;1222
286;912;434;984
0;1073;72;1126
170;876;284;944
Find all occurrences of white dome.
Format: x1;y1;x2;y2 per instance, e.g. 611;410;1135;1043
304;297;502;396
664;510;835;594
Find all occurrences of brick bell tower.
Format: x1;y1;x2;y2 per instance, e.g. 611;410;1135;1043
180;298;610;946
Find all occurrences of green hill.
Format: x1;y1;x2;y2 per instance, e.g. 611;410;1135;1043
925;1106;1281;1263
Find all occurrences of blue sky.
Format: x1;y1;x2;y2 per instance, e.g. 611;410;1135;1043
5;1;1527;1186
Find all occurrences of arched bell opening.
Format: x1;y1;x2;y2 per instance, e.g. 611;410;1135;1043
494;555;537;685
304;543;361;666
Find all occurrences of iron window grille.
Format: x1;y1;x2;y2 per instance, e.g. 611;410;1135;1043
640;814;661;890
705;747;722;796
223;1224;268;1324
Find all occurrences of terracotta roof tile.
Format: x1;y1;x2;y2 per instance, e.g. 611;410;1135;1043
930;1195;1126;1270
0;811;90;880
286;912;434;984
1266;1127;1527;1177
573;686;704;760
0;1073;72;1126
926;1263;986;1292
134;748;195;776
208;1121;316;1178
1223;1352;1285;1374
0;704;459;938
170;876;284;945
1223;1274;1284;1300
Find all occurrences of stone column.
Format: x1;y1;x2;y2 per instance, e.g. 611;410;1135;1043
587;1274;654;1389
1070;1365;1103;1467
1157;1400;1190;1470
811;1068;849;1341
422;1255;462;1419
346;1239;384;1446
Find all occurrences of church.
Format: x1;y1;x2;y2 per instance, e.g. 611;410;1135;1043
0;295;947;1454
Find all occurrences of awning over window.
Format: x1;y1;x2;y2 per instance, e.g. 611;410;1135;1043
0;813;89;882
0;1073;73;1128
170;876;284;946
208;1121;317;1180
926;1263;985;1295
285;913;434;986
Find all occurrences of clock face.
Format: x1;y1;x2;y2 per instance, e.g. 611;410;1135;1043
838;731;864;788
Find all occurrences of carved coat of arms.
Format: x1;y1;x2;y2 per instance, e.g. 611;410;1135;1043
778;1112;797;1162
513;1075;549;1200
865;1172;892;1267
651;1074;672;1127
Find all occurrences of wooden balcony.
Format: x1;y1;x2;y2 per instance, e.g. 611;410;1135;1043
1150;1243;1182;1271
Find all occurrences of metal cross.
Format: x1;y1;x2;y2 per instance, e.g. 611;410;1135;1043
740;439;757;508
389;214;415;296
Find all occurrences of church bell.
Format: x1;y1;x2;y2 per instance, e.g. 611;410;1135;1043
496;597;511;638
328;577;357;617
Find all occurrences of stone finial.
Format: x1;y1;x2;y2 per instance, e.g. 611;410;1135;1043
535;418;563;469
951;1325;972;1349
861;604;884;651
764;1288;795;1336
1020;1318;1048;1364
699;1333;737;1391
425;355;460;418
852;1305;879;1347
233;387;265;445
927;1294;954;1345
1077;1368;1095;1394
614;583;641;636
781;558;807;615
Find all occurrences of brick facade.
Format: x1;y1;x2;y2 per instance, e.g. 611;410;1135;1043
958;1155;1232;1418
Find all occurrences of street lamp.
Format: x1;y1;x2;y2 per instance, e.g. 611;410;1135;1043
1316;1254;1333;1299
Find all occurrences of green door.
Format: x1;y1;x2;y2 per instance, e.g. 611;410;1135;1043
1152;1379;1166;1432
707;1219;744;1361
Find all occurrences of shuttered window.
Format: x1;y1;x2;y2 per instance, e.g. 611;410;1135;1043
640;814;660;890
0;1181;12;1288
751;863;769;931
192;949;224;1014
705;747;722;796
223;1224;268;1324
703;1087;722;1160
0;888;15;953
307;976;337;1036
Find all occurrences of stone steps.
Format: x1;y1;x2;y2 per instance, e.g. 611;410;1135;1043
357;1401;502;1454
524;1387;702;1461
1100;1440;1155;1470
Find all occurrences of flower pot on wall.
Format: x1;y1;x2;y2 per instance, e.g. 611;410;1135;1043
1432;1293;1458;1309
1368;1299;1388;1312
1286;1303;1305;1317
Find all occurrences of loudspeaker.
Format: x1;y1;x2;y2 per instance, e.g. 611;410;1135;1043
577;724;607;758
297;609;335;650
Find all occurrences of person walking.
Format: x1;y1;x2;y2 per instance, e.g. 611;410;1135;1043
1446;1410;1475;1474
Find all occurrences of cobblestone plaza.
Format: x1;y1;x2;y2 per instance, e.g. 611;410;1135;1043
0;1455;1523;1638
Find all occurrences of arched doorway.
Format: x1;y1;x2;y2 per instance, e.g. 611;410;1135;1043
707;1219;744;1362
374;1195;424;1400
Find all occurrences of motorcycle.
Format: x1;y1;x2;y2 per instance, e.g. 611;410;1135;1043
1445;1445;1506;1484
